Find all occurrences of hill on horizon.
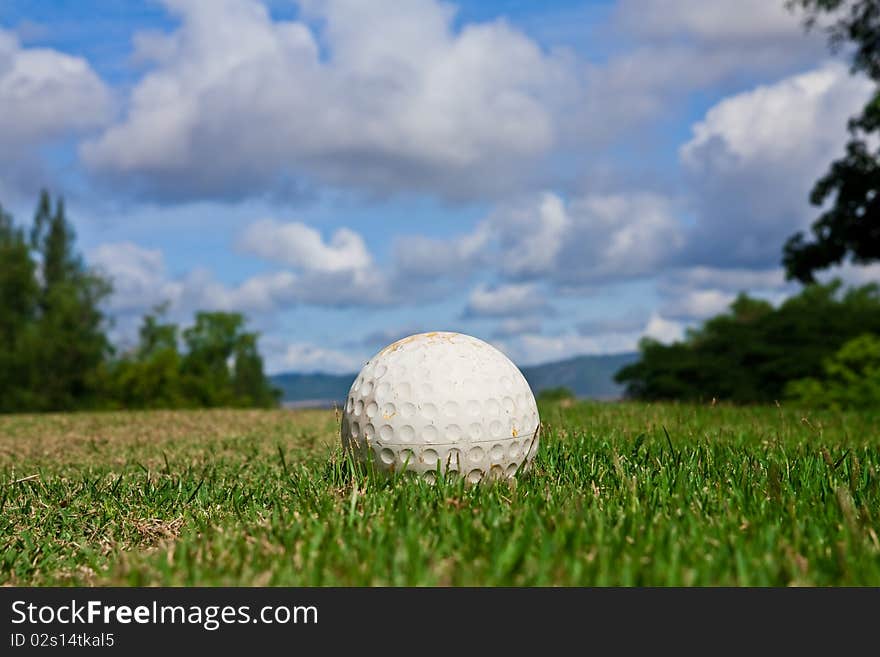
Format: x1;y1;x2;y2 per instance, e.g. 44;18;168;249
271;352;639;407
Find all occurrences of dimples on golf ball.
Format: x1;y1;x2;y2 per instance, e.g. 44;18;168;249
341;331;540;482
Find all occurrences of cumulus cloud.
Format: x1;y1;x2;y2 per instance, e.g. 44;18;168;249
392;222;491;281
463;283;549;318
491;317;543;339
396;191;684;295
656;266;794;321
487;191;683;287
89;242;179;314
490;311;686;366
0;28;111;197
72;0;834;208
679;62;874;269
89;241;298;318
815;261;880;287
81;0;578;200
643;313;685;343
615;0;810;44
238;218;396;306
488;193;570;278
239;219;372;272
569;0;828;144
261;336;365;375
492;331;637;366
366;191;684;315
660;288;736;321
89;241;294;348
492;319;674;365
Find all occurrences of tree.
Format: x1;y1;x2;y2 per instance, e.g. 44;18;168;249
232;333;281;408
180;311;278;408
783;0;880;282
29;190;112;410
0;204;39;411
108;306;185;409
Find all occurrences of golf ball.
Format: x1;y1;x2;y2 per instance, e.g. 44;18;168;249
341;331;540;482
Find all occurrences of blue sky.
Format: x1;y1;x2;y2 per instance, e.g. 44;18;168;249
1;0;877;373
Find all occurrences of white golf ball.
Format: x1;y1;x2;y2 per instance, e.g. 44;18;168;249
341;331;540;483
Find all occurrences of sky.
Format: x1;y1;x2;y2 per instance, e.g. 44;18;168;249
1;0;878;374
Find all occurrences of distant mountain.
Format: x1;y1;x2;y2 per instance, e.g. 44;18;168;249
521;352;638;400
270;372;355;408
270;352;639;406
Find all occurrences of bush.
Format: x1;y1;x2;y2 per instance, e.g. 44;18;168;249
785;333;880;409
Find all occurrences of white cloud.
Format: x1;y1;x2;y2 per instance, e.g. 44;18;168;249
681;63;866;167
81;0;578;200
664;266;789;292
656;266;794;321
492;312;685;365
0;28;111;196
89;242;179;314
391;222;491;280
93;190;686;325
492;331;641;367
616;0;807;44
263;337;365;375
489;193;570;278
293;267;393;307
90;218;400;330
491;317;543;339
175;268;298;314
464;282;548;318
239;219;372;272
679;62;874;268
391;191;684;296
239;218;399;306
0;30;110;144
89;241;298;317
817;261;880;287
661;288;735;320
643;313;685;344
569;0;827;145
88;240;382;374
486;191;683;286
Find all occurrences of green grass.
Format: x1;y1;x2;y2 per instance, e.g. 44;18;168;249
1;402;878;585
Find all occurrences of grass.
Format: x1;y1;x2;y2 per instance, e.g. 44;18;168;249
1;401;878;586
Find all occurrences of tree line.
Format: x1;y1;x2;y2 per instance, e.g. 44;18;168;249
615;281;880;406
0;191;279;413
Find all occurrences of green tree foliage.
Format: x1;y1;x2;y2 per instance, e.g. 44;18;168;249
615;281;880;403
179;311;280;408
109;307;185;409
786;333;880;408
0;203;39;411
783;0;880;281
28;191;113;410
232;332;281;408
